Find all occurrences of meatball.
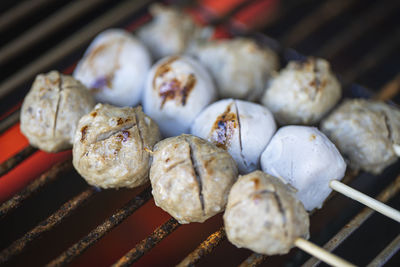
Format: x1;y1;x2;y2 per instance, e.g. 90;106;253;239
262;57;341;125
73;103;161;189
321;99;400;174
73;29;151;107
193;38;279;100
260;126;346;211
224;170;309;255
20;71;95;152
191;99;276;173
143;55;217;137
150;134;238;224
138;4;211;60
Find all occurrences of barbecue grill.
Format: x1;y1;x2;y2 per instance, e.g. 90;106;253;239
1;0;400;266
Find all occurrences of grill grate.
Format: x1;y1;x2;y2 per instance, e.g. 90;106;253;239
1;0;400;266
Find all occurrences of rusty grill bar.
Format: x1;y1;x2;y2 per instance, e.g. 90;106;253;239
1;0;400;266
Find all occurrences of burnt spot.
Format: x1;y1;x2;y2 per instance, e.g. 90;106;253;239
80;126;89;142
309;134;316;141
210;104;238;150
121;130;130;142
158;74;196;108
91;111;97;117
252;178;261;190
117;118;124;125
152;56;179;88
166;158;170;163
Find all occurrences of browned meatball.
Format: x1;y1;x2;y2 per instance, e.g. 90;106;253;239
150;134;238;224
20;71;95;152
224;171;309;255
321;99;400;174
73;103;161;189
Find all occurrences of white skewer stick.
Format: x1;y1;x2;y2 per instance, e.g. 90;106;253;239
330;180;400;223
294;238;356;267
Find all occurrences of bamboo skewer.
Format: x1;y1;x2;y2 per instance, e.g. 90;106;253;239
330;180;400;223
294;238;356;267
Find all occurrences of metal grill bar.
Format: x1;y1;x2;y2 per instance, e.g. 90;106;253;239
47;186;152;267
342;27;400;85
0;0;108;65
367;234;400;267
112;217;180;267
177;227;226;267
0;146;37;177
316;0;400;59
238;253;268;267
0;160;72;219
0;0;52;32
279;0;356;47
0;109;19;135
302;174;400;267
0;0;153;100
0;187;96;264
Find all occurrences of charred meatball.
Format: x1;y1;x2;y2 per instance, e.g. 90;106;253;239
143;55;217;137
74;29;151;107
193;38;279;100
260;126;346;211
191;99;276;173
20;71;95;152
321;99;400;174
224;170;309;255
138;4;211;60
73;103;161;189
262;57;341;125
150;134;238;224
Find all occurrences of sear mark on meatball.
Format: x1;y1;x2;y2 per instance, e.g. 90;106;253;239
81;125;89;142
234;100;249;169
186;137;205;215
153;56;179;87
211;103;238;150
53;73;63;137
158;74;196;108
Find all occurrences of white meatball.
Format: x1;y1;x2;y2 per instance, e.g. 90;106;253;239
224;171;309;255
138;4;211;60
191;99;276;173
321;99;400;174
20;71;95;152
73;29;151;107
262;58;341;125
150;134;238;224
143;55;217;137
260;126;346;211
193;38;279;100
73;103;161;189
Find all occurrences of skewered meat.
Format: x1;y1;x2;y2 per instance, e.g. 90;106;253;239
150;134;238;224
20;71;95;152
262;57;341;125
192;37;278;100
138;4;211;60
73;29;151;107
321;99;400;174
143;55;217;137
191;99;276;173
73;103;161;189
260;126;346;211
224;170;309;255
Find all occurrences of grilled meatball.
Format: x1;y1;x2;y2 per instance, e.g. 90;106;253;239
191;99;276;173
260;126;346;211
73;103;161;189
20;71;95;152
321;99;400;174
73;29;151;107
150;134;238;224
193;38;279;100
138;4;211;60
262;57;341;125
224;170;309;255
143;55;217;137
